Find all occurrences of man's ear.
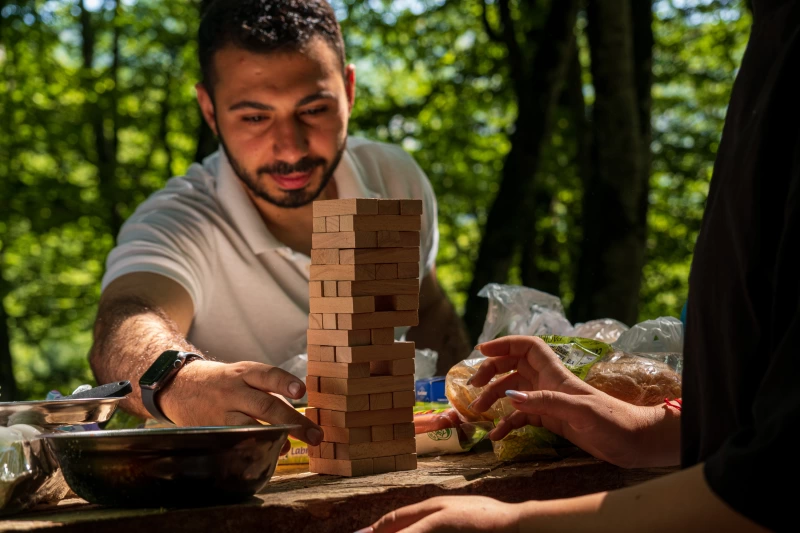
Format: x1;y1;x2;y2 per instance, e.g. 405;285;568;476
196;82;218;136
344;64;356;114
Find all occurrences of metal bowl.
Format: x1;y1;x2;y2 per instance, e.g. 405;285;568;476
43;425;299;508
0;398;121;428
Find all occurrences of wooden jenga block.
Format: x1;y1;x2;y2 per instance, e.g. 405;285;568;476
377;199;400;215
307;329;371;347
320;441;335;459
376;264;398;280
319;407;413;428
371;424;395;442
319;425;372;444
313;198;378;217
312;217;327;233
370;358;415;376
339;248;420;265
308;313;323;329
309;457;373;477
311;249;339;265
369;392;393;410
319;375;414;396
394;453;417;471
310;264;376;281
308;445;320;458
325;216;340;232
397;263;419;279
394;423;415;440
323;313;337;329
373;455;396;474
308;361;370;379
309;281;323;297
336;311;418;330
336;342;415;363
375;295;420;312
393;390;416;408
400;199;423;215
305;407;320;424
339;215;421;232
309;296;375;314
334;438;416;460
338;279;419;297
307;345;335;362
306;376;319;393
323;280;338;297
312;231;377;249
371;328;395;345
307;391;370;411
377;231;420;248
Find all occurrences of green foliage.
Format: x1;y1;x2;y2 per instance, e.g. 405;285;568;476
0;0;751;399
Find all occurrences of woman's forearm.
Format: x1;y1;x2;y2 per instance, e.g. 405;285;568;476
516;463;767;533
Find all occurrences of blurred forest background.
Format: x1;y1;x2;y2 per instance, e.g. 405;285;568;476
1;0;751;401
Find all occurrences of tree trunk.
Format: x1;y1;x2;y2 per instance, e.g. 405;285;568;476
0;273;16;401
520;186;560;298
570;0;650;326
463;1;579;342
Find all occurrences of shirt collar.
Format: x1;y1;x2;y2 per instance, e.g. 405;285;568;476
213;140;381;256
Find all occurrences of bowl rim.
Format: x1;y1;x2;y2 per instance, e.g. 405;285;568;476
42;424;302;440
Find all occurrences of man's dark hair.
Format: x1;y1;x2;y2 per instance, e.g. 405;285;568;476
198;0;345;91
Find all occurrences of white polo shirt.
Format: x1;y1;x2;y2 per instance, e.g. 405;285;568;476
101;136;439;367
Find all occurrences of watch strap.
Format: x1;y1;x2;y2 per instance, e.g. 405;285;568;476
141;351;204;424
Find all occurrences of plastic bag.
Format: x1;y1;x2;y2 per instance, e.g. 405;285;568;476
584;351;682;406
613;316;684;354
491;424;576;461
475;284;572;346
1;425;71;515
570;318;629;343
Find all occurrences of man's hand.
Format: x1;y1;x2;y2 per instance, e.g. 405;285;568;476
159;360;323;445
360;496;519;533
469;335;674;469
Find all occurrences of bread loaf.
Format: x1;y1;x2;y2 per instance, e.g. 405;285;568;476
584;352;682;406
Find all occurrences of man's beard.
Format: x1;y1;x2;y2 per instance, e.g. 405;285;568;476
218;131;344;209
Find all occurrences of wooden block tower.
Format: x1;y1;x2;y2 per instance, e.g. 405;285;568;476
306;198;421;476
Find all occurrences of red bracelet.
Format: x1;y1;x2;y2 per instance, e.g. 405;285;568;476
664;398;682;411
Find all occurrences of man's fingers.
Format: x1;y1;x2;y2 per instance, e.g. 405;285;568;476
223;411;258;427
469;356;522;388
469;372;522;414
243;364;306;400
369;499;443;533
238;390;323;445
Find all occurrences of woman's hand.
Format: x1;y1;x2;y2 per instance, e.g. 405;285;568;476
469;335;664;468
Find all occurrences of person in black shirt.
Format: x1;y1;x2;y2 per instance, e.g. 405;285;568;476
358;0;797;531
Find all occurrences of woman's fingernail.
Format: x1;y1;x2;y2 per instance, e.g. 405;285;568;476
505;390;527;402
466;375;474;386
306;427;323;445
289;382;302;397
474;344;483;351
353;528;374;533
467;399;478;411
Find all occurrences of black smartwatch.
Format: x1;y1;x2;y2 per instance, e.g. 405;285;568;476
139;350;205;424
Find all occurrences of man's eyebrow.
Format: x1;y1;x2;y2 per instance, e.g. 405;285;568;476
296;91;337;107
229;101;273;111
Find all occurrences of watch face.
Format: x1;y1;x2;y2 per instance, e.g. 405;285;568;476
139;351;180;387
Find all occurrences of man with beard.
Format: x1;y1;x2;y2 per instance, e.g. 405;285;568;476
89;0;470;443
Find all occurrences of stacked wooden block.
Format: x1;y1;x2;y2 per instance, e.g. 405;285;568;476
306;198;421;477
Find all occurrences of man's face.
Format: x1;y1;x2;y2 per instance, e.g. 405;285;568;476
197;38;355;208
